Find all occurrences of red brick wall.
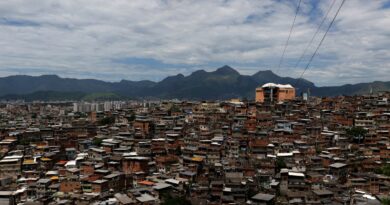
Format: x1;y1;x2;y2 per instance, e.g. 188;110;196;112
60;180;81;193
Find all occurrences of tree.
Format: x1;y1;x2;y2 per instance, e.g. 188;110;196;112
76;112;87;118
275;157;287;172
92;138;103;146
162;196;191;205
346;127;368;143
19;138;30;146
127;113;136;122
381;198;390;205
375;164;390;177
99;116;115;125
315;146;322;154
175;145;182;155
160;191;191;205
168;104;181;115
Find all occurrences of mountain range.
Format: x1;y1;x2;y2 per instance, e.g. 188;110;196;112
0;65;389;101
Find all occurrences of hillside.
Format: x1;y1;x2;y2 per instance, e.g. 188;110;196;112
0;66;388;101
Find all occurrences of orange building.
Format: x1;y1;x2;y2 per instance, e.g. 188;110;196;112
255;83;295;103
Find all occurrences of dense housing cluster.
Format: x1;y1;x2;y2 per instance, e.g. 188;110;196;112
0;92;389;205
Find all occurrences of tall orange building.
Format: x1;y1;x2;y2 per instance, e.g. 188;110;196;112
255;83;295;103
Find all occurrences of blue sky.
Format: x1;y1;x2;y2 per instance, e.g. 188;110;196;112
0;0;389;86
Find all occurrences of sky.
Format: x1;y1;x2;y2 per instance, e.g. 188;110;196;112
0;0;389;86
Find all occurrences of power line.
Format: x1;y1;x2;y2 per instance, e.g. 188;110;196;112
295;0;346;87
275;0;302;75
292;0;337;70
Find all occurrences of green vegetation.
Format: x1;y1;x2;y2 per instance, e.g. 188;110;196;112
375;164;390;176
381;198;390;205
161;192;191;205
275;157;287;172
175;145;182;155
99;116;115;125
19;139;30;146
346;127;368;143
127;113;136;122
92;138;103;146
75;112;88;118
0;69;389;100
315;146;322;154
169;104;181;113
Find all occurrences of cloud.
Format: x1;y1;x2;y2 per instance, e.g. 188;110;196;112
0;0;389;86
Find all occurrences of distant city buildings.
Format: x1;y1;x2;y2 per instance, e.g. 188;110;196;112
73;101;125;113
